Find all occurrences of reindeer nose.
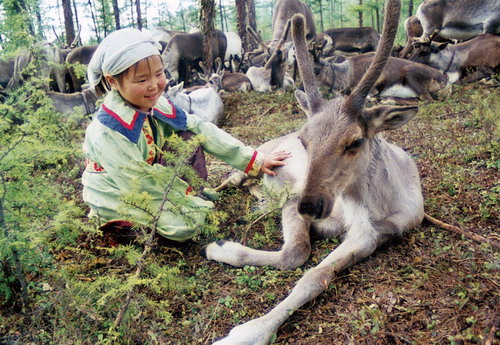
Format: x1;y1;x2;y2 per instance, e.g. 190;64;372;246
298;196;325;220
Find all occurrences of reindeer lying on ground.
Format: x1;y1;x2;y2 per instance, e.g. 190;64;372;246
315;52;447;101
409;34;500;84
202;1;424;344
165;80;224;125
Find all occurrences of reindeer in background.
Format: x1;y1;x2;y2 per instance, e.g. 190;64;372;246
202;0;425;343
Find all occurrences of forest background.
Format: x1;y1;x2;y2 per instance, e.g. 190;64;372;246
0;0;498;344
0;0;423;52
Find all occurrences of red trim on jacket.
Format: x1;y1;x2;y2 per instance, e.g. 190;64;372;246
153;100;177;119
102;104;140;130
244;151;258;174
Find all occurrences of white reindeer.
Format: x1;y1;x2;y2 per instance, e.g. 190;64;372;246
202;0;424;344
165;80;224;125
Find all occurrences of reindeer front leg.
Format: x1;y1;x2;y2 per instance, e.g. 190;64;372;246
212;227;381;345
201;199;311;270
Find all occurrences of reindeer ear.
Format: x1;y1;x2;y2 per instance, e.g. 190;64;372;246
295;89;313;119
366;105;418;133
170;82;184;94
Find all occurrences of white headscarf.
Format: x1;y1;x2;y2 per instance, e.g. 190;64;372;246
87;28;162;91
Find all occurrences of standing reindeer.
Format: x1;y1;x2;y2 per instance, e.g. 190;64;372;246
202;0;424;344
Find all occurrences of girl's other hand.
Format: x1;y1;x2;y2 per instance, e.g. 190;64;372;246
260;151;292;176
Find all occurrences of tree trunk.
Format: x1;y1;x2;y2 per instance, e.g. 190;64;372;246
339;0;343;27
112;0;121;29
224;5;229;32
129;0;135;26
317;0;324;32
62;0;76;45
219;0;224;31
136;0;142;30
330;0;334;28
408;0;414;17
89;0;101;42
358;0;363;27
201;0;215;73
180;8;186;32
235;0;248;49
247;0;257;33
99;0;108;37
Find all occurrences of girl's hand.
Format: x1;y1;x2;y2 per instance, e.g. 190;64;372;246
260;151;292;176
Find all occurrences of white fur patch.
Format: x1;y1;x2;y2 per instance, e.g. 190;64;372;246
380;85;418;98
446;72;460;84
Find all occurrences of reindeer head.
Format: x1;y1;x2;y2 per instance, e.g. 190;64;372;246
409;40;449;65
198;58;224;93
265;19;292;90
291;0;418;221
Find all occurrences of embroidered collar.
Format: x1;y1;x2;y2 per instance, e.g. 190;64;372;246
96;90;188;143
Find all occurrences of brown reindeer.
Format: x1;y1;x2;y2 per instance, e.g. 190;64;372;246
315;52;447;101
221;71;253;92
409;34;500;84
162;30;227;83
65;44;98;92
323;26;380;56
202;0;424;344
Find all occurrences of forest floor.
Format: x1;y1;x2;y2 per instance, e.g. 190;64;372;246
1;80;499;345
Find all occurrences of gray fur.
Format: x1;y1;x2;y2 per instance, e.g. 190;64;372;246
416;0;500;41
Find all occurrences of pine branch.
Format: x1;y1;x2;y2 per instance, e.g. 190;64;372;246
0;132;27;162
120;199;155;219
0;168;29;312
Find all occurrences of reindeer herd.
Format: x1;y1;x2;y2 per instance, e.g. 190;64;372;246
1;0;498;124
0;0;498;343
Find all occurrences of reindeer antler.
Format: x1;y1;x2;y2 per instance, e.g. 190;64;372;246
198;61;210;82
265;19;291;70
291;14;322;114
347;0;401;110
246;26;265;47
69;26;82;48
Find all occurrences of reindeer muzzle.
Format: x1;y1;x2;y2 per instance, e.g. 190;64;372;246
297;195;331;221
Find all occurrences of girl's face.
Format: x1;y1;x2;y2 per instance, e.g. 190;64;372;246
106;55;167;112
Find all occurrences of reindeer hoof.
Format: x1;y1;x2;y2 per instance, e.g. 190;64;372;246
199;240;227;259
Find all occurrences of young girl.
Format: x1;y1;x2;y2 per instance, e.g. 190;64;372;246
82;28;291;242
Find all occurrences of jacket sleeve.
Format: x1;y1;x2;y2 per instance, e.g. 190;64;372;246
185;113;265;176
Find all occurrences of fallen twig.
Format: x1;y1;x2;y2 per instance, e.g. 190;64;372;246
424;213;500;250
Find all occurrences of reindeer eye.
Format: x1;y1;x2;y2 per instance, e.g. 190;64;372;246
345;138;364;152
